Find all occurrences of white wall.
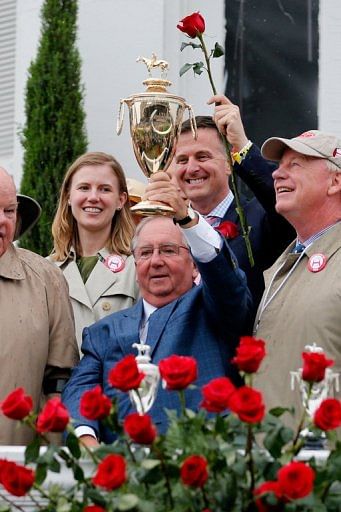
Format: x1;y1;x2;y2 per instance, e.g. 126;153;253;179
12;0;226;185
11;0;341;187
318;0;341;136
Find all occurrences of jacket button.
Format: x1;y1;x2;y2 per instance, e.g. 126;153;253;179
102;301;111;311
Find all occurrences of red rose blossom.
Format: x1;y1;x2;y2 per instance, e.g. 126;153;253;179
177;12;205;39
302;351;334;383
92;454;126;490
159;354;197;390
108;355;145;391
123;413;157;444
84;506;106;512
229;386;265;423
215;221;239;239
80;385;111;420
232;336;266;373
0;460;35;497
254;480;283;511
314;398;341;431
1;387;33;420
277;461;315;500
36;397;69;433
201;377;235;413
180;455;208;488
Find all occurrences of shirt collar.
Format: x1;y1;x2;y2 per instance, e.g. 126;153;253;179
206;191;234;218
142;299;157;321
300;220;341;247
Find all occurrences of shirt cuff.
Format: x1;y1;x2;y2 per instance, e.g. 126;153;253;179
75;425;98;439
181;213;223;262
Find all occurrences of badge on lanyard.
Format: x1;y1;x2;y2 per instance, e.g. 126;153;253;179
104;254;125;273
307;253;327;273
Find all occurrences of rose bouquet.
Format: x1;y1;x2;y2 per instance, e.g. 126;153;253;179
0;337;340;511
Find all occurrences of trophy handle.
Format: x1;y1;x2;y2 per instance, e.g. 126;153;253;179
116;99;129;135
185;103;198;140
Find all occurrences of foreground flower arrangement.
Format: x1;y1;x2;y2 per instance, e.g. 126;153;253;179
0;337;340;511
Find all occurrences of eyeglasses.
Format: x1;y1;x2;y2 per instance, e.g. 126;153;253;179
133;243;190;261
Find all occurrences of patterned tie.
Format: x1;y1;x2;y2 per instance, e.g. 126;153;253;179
292;242;305;254
204;215;220;227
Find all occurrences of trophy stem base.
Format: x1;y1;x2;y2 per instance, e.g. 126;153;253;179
131;200;175;217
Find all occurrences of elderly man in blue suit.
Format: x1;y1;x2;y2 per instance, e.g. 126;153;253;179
62;172;252;446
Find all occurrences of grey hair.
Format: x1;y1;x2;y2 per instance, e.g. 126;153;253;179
326;160;341;172
131;216;188;252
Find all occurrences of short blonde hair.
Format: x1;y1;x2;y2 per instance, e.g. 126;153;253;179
51;152;135;260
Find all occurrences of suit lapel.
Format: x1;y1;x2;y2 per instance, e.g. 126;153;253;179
117;301;144;355
146;300;178;355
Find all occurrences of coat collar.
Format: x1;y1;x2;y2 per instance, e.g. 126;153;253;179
55;247;126;309
0;244;25;280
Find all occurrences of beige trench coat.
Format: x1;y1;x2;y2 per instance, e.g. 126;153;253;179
254;223;341;429
53;248;139;350
0;244;79;445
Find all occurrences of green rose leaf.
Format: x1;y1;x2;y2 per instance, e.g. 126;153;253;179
179;63;193;76
25;436;40;463
141;459;161;470
66;432;81;459
193;61;205;75
118;494;139;511
213;42;224;58
34;463;47;486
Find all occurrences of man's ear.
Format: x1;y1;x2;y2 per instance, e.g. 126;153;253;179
192;262;199;281
327;171;341;196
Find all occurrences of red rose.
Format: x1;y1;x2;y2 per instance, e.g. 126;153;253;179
36;397;69;433
108;355;144;392
159;355;197;390
0;461;35;496
302;351;334;383
232;336;266;373
177;12;205;39
254;481;283;512
277;461;315;500
1;387;33;420
314;398;341;431
229;386;265;423
123;413;157;444
215;221;239;239
92;454;126;490
80;385;112;420
180;455;208;488
201;377;235;413
84;506;106;512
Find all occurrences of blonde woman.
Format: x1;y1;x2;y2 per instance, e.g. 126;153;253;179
50;152;139;350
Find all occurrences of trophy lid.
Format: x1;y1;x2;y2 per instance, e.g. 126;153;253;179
126;54;187;106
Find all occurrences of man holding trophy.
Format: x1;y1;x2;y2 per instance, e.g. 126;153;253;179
62;58;252;444
62;172;252;444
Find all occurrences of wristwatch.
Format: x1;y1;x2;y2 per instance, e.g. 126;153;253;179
173;206;196;226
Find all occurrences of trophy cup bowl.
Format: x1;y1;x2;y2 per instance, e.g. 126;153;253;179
117;56;197;216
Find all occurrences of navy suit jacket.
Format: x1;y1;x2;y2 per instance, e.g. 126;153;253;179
62;241;252;442
227;144;295;326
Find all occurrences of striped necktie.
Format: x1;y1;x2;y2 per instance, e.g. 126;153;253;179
204;215;220;227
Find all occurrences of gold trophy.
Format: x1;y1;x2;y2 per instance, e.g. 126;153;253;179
117;53;197;216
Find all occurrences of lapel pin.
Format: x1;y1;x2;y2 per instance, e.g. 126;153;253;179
104;254;125;273
307;253;327;273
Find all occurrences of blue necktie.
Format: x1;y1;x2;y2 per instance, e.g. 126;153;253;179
292;242;305;254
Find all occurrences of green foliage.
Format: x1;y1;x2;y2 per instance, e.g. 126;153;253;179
20;0;87;255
